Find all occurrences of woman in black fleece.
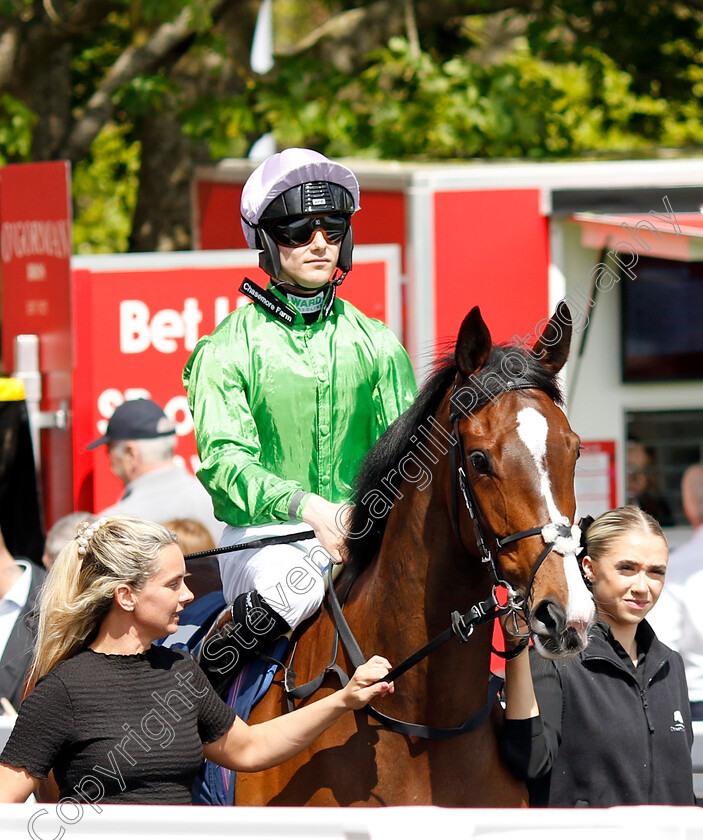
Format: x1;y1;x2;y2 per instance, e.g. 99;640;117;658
0;515;393;804
500;506;695;807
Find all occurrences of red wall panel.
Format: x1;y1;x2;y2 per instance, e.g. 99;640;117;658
433;189;549;347
197;182;246;250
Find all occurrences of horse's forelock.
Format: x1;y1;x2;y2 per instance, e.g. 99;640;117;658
449;344;563;421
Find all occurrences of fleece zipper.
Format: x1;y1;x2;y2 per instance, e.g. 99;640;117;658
584;647;668;804
639;685;655;801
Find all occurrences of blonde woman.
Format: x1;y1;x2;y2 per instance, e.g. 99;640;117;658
0;516;393;804
500;506;695;807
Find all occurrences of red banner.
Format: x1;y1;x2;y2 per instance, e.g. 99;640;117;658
1;162;72;373
0;161;73;528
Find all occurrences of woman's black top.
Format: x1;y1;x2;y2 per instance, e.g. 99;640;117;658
0;646;237;804
499;620;695;807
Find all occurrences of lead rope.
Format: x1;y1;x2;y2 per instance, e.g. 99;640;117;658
279;568;509;739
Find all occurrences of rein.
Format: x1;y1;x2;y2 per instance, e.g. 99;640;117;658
270;565;510;739
278;564;519;739
183;530;315;561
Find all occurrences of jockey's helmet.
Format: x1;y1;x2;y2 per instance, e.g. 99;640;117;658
240;148;360;283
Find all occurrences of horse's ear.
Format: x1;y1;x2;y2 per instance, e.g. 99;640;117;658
455;306;492;378
532;301;572;374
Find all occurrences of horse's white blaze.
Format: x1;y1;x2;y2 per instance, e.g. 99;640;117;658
563;552;595;628
516;407;565;526
516;407;594;628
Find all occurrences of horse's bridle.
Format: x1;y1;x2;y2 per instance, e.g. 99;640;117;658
449;409;577;627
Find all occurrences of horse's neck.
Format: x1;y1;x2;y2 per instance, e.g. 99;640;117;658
355;478;492;659
342;481;495;729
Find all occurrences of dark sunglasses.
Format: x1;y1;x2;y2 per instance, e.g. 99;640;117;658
264;214;350;247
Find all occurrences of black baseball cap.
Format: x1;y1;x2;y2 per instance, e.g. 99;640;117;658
87;399;175;450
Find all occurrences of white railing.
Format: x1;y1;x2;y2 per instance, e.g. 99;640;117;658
2;717;702;838
2;803;703;840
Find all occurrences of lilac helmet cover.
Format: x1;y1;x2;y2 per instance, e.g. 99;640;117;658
240;148;360;248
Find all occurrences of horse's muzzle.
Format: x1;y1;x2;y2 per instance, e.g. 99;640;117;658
529;598;593;659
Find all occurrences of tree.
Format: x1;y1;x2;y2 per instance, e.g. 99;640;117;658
0;0;262;249
1;0;702;253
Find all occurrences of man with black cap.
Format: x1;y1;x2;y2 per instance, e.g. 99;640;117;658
184;148;416;692
88;398;223;541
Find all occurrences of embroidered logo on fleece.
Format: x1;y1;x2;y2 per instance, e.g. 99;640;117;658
671;709;686;732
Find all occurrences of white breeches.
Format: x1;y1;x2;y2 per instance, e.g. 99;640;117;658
217;522;331;630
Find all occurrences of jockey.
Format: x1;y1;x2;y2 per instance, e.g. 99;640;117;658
183;148;417;692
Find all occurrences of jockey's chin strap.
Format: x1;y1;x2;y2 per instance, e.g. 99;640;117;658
272;268;346;318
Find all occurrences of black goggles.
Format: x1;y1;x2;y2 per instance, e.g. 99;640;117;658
263;214;350;248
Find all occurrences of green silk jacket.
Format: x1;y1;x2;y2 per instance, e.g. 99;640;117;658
183;284;417;528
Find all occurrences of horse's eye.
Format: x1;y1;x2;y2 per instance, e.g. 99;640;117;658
469;451;490;473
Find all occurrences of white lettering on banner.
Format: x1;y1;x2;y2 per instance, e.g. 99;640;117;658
164;396;193;437
214;296;231;326
215;295;251;325
120;298;203;355
26;299;49;316
96;388;151;435
27;262;47;281
95;391;194;438
1;219;71;262
120;301;150;353
97;389;125;427
182;298;201;348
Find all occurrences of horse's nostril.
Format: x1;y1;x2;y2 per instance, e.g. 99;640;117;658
562;625;585;652
532;599;566;637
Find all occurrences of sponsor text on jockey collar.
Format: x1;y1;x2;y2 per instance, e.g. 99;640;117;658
239;279;297;325
287;291;325;315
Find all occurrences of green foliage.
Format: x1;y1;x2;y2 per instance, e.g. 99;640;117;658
0;95;36;164
4;0;703;255
525;1;703;101
243;34;703;161
0;0;33;17
180;96;257;159
72;123;140;254
139;0;214;31
114;73;179;116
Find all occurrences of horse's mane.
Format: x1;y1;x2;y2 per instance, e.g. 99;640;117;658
344;343;564;569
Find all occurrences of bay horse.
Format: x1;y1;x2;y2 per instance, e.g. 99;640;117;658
236;302;596;807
